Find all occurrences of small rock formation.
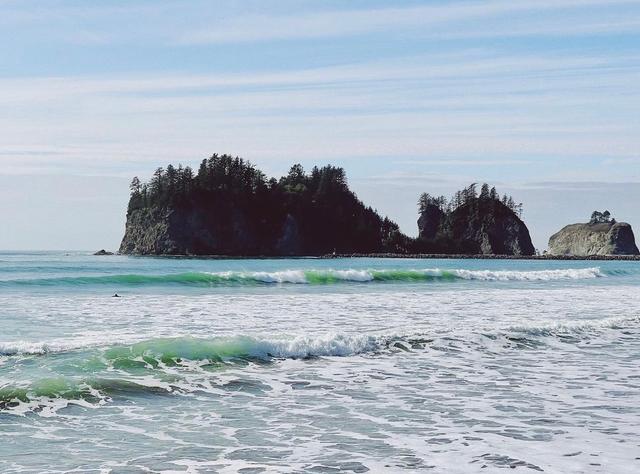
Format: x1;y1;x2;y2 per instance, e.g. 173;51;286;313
93;249;114;255
548;213;639;256
416;185;535;255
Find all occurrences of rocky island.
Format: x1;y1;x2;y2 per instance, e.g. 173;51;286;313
120;154;537;257
548;211;639;256
414;184;535;255
119;154;408;255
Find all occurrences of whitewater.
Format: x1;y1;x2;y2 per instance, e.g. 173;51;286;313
1;252;639;473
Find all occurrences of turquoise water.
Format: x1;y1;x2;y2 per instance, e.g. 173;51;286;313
1;252;639;472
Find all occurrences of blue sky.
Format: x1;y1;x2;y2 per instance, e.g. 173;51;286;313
1;0;639;250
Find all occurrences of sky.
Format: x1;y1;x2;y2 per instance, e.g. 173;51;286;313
0;0;639;251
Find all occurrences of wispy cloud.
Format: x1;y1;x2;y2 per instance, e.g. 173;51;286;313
0;47;638;177
394;159;534;166
522;180;640;190
178;0;640;44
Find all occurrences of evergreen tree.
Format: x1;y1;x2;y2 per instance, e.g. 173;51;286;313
480;183;490;199
418;193;432;213
129;177;141;195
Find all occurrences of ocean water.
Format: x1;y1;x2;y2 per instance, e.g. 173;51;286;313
1;252;639;473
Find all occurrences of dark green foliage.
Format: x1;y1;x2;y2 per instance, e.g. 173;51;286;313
126;154;407;255
590;210;614;224
417;183;523;218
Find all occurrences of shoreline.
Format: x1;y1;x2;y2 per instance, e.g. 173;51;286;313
321;253;640;260
113;252;640;261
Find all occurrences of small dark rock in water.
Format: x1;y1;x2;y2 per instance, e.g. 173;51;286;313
94;249;114;256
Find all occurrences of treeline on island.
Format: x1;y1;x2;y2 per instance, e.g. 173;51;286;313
119;154;534;256
418;183;523;218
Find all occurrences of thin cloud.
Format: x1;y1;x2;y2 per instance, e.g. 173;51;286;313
177;0;640;44
395;159;534;166
520;181;640;190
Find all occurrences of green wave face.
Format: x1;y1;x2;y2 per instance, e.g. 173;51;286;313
370;269;459;281
103;336;257;364
0;334;376;411
0;377;98;409
0;337;261;410
0;376;179;409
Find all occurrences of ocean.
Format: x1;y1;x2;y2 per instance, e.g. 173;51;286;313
1;252;639;473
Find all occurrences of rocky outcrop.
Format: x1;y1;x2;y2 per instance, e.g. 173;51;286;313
417;199;535;255
548;221;639;256
93;249;114;255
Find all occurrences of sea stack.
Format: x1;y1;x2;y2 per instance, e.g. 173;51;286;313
416;184;535;255
548;211;639;256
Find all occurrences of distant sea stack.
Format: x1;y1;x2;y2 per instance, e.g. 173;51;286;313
548;211;639;256
415;184;535;255
93;249;114;256
119;154;408;256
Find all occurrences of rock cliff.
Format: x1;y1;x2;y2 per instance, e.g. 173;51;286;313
548;221;639;256
417;198;535;255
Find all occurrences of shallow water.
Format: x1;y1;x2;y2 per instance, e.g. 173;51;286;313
1;252;639;473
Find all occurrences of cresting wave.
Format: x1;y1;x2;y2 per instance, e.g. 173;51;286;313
0;334;380;411
2;313;638;360
1;316;638;411
0;267;607;287
0;333;379;359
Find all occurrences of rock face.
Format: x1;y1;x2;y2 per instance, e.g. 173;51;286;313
417;199;535;255
119;203;402;256
548;222;639;256
120;206;281;255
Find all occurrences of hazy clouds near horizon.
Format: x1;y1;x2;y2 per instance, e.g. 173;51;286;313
0;0;638;250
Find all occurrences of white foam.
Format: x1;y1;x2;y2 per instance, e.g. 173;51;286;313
0;333;145;356
507;314;640;336
249;270;309;283
449;267;604;281
243;332;378;358
209;267;605;284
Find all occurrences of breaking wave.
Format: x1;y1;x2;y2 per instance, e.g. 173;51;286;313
0;267;607;287
1;315;638;413
2;312;637;362
0;333;380;359
0;333;381;412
